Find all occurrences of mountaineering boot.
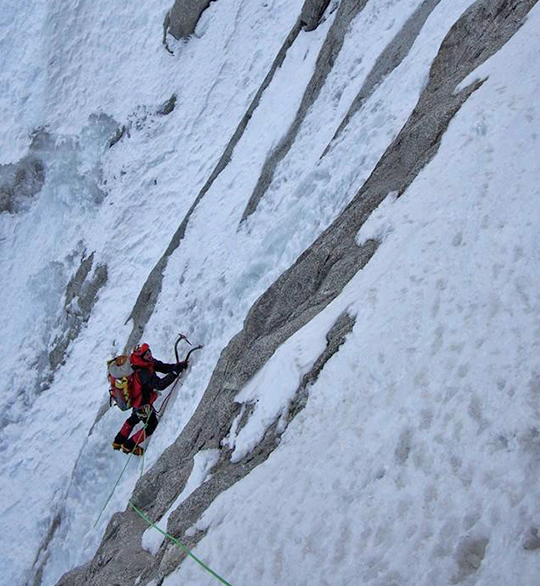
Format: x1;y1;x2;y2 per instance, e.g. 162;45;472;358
121;438;144;456
112;433;127;451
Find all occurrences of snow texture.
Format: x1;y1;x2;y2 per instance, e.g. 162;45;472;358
141;449;219;555
1;0;540;585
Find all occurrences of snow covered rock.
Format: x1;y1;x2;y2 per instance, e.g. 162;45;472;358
166;0;214;39
49;252;108;371
300;0;332;31
0;154;45;213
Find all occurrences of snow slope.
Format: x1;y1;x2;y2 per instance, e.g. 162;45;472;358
166;14;540;584
1;0;539;585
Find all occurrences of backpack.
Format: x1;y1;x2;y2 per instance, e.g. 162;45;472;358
107;355;136;410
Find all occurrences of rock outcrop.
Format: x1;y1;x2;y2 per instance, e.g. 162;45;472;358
0;154;45;213
48;252;108;371
165;0;214;40
300;0;332;31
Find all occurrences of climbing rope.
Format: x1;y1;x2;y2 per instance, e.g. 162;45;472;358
156;336;203;419
129;501;235;586
155;376;180;418
93;420;148;528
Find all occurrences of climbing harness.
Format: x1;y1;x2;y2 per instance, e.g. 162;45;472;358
129;501;235;586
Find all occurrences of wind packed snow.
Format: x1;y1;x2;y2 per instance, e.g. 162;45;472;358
1;0;540;585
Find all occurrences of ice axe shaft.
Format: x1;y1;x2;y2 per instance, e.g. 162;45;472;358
157;337;203;420
174;333;189;362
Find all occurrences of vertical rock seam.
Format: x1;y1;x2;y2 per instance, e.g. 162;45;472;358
124;18;304;352
321;0;444;158
49;252;108;371
240;0;370;222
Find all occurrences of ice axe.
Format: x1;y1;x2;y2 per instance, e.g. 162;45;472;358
174;333;203;365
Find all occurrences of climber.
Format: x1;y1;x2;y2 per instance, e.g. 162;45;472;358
111;343;186;456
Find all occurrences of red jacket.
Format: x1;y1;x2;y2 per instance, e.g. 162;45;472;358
129;353;181;408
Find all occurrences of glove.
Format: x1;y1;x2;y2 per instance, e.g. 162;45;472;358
174;360;188;375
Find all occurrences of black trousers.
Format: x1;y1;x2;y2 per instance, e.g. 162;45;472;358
126;408;159;435
116;407;159;444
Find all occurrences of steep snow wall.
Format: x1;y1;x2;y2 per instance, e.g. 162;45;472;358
54;0;540;585
2;0;540;585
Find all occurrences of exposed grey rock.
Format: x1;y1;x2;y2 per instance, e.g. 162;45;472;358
124;18;303;352
0;155;45;213
241;0;371;222
57;1;538;584
285;310;356;423
108;97;175;150
157;94;177;116
108;126;127;149
165;0;213;40
321;0;444;157
48;252;108;371
30;513;62;586
300;0;332;31
453;535;489;582
523;527;540;551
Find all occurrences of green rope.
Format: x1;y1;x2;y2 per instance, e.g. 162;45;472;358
129;501;235;586
94;418;149;528
93;450;135;528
